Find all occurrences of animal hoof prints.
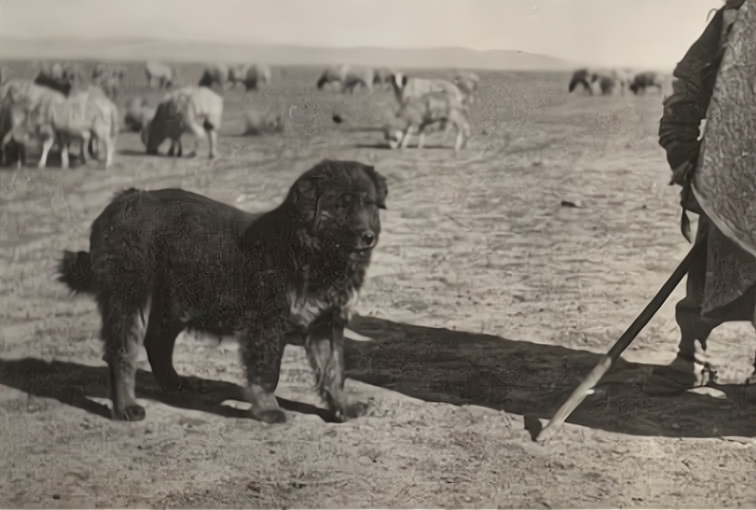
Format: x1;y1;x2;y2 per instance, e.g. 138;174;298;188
112;404;147;422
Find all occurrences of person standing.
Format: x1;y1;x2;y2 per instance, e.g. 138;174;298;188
647;0;756;394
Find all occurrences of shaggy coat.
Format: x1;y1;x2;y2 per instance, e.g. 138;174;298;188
145;60;178;90
451;71;480;105
93;72;123;101
36;85;119;169
141;86;223;159
629;71;663;95
123;96;156;133
198;62;231;90
241;64;272;91
243;109;284;136
386;91;471;152
568;68;598;95
317;64;375;94
389;72;465;107
0;81;66;168
57;159;389;424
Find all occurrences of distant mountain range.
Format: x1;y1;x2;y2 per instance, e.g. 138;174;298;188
0;36;582;71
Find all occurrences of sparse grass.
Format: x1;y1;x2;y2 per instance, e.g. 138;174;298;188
0;58;754;508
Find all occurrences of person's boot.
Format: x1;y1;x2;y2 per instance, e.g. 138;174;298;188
643;297;718;395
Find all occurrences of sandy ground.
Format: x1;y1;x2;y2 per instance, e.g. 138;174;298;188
0;61;755;508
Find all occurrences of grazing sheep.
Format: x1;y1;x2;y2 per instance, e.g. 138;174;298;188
388;71;465;107
141;86;223;159
243;109;284;136
56;159;388;423
198;62;232;90
373;68;392;90
36;85;119;169
0;97;32;168
596;75;617;95
91;63;126;81
145;60;178;90
240;64;272;91
452;70;480;104
227;64;248;88
568;68;599;95
123;96;156;133
317;64;375;94
34;61;81;96
609;68;633;95
385;91;471;152
629;71;664;95
93;72;122;101
0;80;66;168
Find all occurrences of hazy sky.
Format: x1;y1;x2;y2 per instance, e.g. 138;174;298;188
0;0;725;67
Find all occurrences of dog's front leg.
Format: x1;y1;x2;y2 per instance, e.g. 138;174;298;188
239;326;286;424
306;313;368;422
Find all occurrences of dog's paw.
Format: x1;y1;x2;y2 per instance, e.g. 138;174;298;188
112;404;146;422
253;408;287;424
336;401;368;422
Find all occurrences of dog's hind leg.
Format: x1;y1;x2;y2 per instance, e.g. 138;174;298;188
143;290;185;392
239;326;286;424
99;295;150;421
306;313;368;422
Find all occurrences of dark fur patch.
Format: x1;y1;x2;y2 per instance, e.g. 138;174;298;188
58;160;388;424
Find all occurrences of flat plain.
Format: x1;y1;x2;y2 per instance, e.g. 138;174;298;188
0;59;755;508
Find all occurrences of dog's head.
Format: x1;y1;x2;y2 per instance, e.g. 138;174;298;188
288;159;388;262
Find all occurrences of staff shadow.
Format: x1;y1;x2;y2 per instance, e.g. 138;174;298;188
344;314;756;439
0;357;336;422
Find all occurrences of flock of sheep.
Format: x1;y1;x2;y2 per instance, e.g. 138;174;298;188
0;56;667;171
0;59;483;170
568;67;668;96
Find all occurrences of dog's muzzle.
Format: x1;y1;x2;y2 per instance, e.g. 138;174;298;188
345;230;378;260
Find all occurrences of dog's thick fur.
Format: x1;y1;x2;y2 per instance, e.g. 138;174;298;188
57;159;388;424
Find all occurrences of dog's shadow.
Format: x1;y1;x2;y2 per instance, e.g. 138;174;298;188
0;357;337;423
344;314;756;439
352;143;454;151
117;149;149;157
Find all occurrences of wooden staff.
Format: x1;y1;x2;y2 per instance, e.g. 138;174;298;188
535;234;708;444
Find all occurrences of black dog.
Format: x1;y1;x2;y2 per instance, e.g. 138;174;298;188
57;159;388;424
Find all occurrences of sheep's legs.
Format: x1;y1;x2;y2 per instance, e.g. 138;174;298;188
305;318;367;422
399;126;415;149
100;299;147;421
1;130;16;166
76;132;91;167
185;122;207;158
60;143;70;169
37;136;54;169
454;128;464;153
240;328;286;424
206;129;218;159
417;128;426;150
101;136;115;168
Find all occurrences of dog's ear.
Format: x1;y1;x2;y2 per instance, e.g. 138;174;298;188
364;166;388;209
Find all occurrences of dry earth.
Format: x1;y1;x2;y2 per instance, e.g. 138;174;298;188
0;60;755;508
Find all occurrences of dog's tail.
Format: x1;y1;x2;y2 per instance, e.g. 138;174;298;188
57;250;96;295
